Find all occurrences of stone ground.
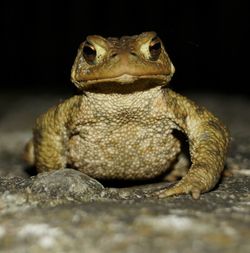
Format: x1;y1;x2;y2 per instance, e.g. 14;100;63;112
0;91;249;253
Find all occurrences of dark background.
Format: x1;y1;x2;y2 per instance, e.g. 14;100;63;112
2;1;250;96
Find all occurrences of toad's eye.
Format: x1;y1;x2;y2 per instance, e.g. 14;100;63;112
82;42;96;64
149;37;162;61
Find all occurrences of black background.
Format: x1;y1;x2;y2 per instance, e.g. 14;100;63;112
2;1;250;96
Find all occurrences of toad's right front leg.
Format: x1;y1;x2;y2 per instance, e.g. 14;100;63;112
33;108;67;171
24;96;80;172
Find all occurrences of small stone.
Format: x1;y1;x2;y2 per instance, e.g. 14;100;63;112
30;169;105;202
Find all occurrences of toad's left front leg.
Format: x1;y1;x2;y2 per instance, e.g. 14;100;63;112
157;90;230;199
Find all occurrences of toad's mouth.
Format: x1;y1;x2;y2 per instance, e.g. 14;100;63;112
72;73;172;93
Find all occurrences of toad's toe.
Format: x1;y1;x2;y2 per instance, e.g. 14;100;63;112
153;182;202;199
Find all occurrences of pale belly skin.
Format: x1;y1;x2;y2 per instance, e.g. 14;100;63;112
26;87;229;199
67;112;180;180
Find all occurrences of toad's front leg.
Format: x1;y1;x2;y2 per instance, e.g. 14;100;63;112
24;96;80;172
155;90;230;199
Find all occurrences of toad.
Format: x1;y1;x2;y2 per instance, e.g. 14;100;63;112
24;32;229;199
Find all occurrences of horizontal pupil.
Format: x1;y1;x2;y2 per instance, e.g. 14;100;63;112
150;41;161;51
83;45;96;56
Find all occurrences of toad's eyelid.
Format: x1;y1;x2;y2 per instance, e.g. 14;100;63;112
140;41;151;59
93;43;107;61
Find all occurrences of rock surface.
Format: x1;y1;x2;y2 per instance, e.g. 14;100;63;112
0;92;249;253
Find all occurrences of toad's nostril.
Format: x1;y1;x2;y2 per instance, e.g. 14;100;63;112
111;53;118;58
130;52;137;57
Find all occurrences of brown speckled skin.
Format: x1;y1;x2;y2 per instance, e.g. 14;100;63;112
25;32;229;199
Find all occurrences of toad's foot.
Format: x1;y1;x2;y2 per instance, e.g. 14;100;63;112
153;166;218;199
154;181;202;199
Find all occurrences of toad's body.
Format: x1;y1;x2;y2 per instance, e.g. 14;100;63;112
25;32;229;199
67;89;180;180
